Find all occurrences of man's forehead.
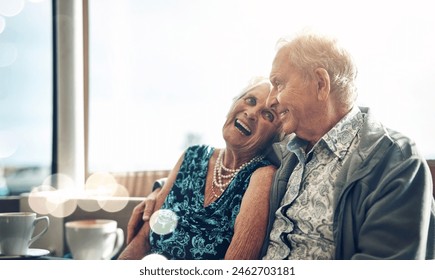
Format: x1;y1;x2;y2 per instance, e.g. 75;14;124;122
271;47;289;72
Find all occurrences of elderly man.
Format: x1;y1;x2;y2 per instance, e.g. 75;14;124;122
261;31;435;260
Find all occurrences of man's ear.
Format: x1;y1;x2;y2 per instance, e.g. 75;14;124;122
314;68;330;101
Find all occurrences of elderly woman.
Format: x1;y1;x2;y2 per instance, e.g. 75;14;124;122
118;77;282;260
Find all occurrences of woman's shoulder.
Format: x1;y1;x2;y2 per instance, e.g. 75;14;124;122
240;165;275;205
186;144;214;153
252;164;277;177
183;145;216;162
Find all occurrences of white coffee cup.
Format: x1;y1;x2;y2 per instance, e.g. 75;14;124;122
0;212;50;256
65;219;124;260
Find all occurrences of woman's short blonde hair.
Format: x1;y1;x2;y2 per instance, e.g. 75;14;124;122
226;76;272;116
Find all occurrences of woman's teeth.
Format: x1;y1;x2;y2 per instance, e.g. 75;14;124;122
234;119;251;136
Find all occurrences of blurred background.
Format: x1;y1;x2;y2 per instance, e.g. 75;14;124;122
1;0;434;197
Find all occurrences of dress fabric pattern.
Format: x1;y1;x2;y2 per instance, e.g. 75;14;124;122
149;145;270;260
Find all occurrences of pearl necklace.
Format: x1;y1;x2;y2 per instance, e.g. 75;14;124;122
211;149;264;198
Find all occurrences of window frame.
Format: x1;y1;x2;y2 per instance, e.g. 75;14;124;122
53;0;87;189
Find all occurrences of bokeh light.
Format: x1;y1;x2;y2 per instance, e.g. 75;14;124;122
27;171;130;217
28;173;79;218
142;253;168;260
149;209;179;235
98;183;129;213
28;184;55;215
74;172;129;213
42;173;78;217
78;172;118;212
0;0;25;17
76;198;101;212
28;185;78;218
84;172;118;194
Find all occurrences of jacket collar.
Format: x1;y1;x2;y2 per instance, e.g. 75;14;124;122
333;106;395;207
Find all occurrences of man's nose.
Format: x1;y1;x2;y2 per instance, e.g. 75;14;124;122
266;87;279;108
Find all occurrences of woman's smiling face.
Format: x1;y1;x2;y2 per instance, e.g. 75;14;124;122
222;82;281;155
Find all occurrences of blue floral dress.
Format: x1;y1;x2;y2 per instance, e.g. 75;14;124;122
148;145;271;259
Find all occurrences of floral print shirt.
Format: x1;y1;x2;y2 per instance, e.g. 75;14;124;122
264;107;364;260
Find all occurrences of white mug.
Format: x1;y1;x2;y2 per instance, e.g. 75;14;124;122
0;212;50;256
65;219;124;260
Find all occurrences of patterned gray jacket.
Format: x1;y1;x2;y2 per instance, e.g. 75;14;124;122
260;107;435;259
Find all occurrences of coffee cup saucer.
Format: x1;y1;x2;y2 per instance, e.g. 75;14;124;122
0;248;50;259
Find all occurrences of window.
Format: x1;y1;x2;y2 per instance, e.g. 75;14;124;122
0;0;52;196
88;0;435;177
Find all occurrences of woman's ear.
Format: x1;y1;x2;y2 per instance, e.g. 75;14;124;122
314;68;330;101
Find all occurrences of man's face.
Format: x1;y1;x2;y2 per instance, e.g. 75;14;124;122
267;46;317;137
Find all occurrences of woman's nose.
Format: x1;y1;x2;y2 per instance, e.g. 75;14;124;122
244;108;258;121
